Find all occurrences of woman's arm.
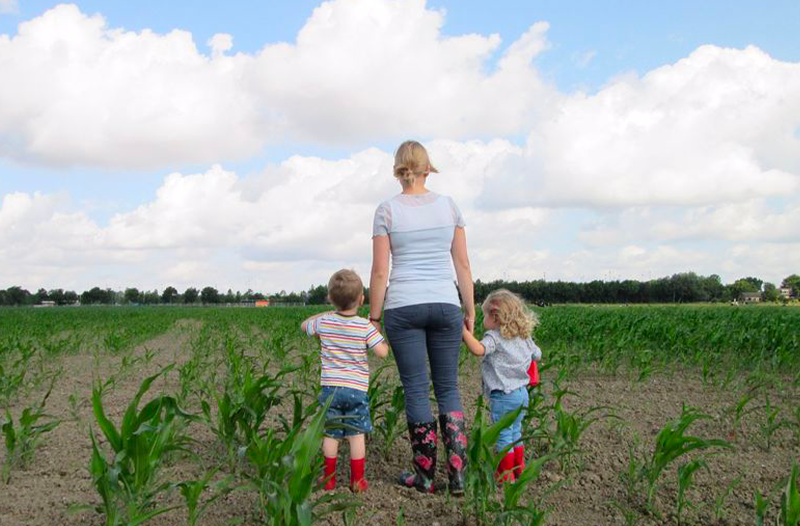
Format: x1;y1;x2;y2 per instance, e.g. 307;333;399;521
451;226;475;332
369;235;391;331
462;326;485;356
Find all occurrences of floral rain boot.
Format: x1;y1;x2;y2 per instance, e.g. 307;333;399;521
399;420;437;493
439;411;468;495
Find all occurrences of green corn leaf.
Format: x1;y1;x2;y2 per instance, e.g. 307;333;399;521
782;465;800;526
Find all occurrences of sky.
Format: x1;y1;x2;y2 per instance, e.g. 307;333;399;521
1;0;799;294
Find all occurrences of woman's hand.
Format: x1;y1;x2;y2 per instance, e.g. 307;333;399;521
463;314;475;333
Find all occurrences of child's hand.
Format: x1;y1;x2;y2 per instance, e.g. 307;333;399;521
461;326;471;340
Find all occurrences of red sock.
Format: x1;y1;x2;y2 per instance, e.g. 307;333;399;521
513;446;525;478
350;457;367;492
322;456;337;490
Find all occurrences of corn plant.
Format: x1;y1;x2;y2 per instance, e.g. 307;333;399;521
757;490;773;526
640;405;731;510
1;383;60;483
177;469;238;526
714;475;742;522
675;459;706;525
463;395;549;525
88;365;196;526
551;404;614;472
200;364;296;470
757;396;789;452
782;465;800;526
245;400;357;526
375;385;406;460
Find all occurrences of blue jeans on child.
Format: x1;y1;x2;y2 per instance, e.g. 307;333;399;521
383;303;464;424
489;386;529;451
318;386;373;439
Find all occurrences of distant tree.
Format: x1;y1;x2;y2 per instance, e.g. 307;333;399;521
48;289;65;305
0;289;6;305
741;276;763;291
222;289;236;303
201;286;220;304
161;286;178;304
124;288;141;304
34;288;49;303
782;274;800;297
143;290;160;304
5;286;31;306
307;284;328;305
81;287;114;305
183;287;199;304
64;290;79;304
763;282;780;302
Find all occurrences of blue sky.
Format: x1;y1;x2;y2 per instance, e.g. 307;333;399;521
1;0;799;292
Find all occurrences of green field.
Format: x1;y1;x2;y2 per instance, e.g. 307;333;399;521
1;305;798;526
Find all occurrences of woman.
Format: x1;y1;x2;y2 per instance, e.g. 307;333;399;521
369;140;475;495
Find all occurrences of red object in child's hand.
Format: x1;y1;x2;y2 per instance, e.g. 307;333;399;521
527;360;540;387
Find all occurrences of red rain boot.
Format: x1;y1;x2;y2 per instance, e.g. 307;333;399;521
496;452;516;484
350;458;368;493
321;456;337;490
513;445;525;479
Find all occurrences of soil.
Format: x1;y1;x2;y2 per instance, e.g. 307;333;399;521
1;320;798;526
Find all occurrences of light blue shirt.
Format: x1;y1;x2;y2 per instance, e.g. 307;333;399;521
372;192;465;310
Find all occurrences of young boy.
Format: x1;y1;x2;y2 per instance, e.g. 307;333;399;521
301;269;389;492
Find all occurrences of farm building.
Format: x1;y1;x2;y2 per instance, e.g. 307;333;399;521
740;292;761;303
780;287;793;299
255;300;270;307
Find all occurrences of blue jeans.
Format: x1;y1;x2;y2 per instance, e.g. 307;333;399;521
384;303;464;423
489;386;528;451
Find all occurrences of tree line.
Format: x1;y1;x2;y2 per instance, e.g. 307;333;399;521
1;273;798;307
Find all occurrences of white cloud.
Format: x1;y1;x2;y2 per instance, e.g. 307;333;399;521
0;0;18;15
0;1;553;168
481;45;800;209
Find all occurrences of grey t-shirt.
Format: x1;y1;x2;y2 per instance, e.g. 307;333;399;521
481;329;542;395
372;192;466;310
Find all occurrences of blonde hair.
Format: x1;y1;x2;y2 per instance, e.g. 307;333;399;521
328;269;363;310
393;140;438;186
482;289;538;339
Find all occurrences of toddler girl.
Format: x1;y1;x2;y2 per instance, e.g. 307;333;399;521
462;289;542;483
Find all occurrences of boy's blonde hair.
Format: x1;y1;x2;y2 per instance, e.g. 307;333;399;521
393;140;438;186
328;269;364;311
482;289;538;339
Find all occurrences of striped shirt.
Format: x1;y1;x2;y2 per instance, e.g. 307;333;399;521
306;312;385;392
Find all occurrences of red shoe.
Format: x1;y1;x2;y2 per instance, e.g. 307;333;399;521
513;446;525;479
496;452;516;484
350;458;368;493
321;456;336;490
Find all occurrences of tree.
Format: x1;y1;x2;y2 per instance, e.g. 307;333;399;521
81;287;114;305
64;290;79;304
201;286;219;304
5;286;31;306
34;288;49;303
763;282;780;302
124;288;141;304
183;287;199;304
161;286;178;304
143;290;160;304
307;284;328;305
741;276;763;291
782;274;800;297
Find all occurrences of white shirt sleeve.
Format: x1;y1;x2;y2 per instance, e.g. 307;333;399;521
448;196;466;227
372;202;392;237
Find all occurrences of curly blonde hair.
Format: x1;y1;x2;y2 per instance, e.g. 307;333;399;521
482;289;538;339
393;140;438;186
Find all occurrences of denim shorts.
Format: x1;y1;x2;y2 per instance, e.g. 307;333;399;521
318;386;373;438
489;386;528;451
